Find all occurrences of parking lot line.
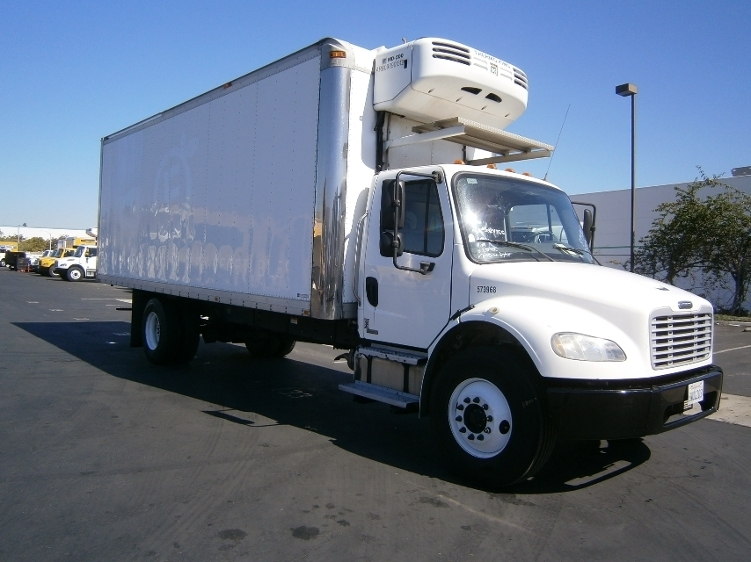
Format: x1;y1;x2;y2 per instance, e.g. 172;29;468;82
715;344;751;355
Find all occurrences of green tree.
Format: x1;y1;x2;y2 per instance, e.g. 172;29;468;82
703;187;751;314
634;171;751;315
19;237;49;252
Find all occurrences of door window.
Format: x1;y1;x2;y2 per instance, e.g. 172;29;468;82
381;179;444;257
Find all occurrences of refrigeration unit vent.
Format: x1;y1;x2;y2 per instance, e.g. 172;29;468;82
431;41;471;65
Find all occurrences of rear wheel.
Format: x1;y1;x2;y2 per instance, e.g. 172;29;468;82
430;347;554;489
66;267;84;282
141;297;199;365
245;331;296;358
143;298;177;365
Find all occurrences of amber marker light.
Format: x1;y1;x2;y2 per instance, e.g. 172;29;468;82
330;50;347;59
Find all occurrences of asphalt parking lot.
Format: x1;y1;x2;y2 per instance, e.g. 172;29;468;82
1;268;750;561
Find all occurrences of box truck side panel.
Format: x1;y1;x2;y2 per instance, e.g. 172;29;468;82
100;52;322;306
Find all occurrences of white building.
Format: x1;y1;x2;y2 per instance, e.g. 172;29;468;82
0;226;93;248
574;168;751;311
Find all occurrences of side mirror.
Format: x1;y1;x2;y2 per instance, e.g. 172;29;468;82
380;180;406;230
394;180;406;230
572;201;597;252
583;208;595;250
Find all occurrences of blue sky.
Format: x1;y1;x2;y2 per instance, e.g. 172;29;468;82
0;0;748;229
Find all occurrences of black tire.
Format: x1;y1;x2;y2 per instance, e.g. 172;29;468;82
142;298;181;365
66;267;84;282
173;304;200;364
430;347;554;489
245;331;296;358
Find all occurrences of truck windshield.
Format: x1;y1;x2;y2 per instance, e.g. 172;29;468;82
453;173;593;264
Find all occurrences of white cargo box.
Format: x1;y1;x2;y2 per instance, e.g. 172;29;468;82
374;38;529;130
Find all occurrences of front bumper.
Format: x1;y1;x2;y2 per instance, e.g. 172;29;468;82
546;365;723;440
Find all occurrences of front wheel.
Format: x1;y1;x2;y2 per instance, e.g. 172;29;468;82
430;347;554;489
66;267;84;282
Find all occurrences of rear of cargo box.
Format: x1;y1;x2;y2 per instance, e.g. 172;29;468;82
98;39;369;320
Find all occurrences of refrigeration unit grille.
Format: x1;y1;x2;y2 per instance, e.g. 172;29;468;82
432;41;471;65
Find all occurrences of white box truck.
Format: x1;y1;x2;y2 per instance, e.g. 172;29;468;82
98;38;722;487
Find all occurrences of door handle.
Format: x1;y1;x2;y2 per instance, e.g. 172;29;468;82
365;277;378;307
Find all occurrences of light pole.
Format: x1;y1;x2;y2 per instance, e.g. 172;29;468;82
616;82;637;272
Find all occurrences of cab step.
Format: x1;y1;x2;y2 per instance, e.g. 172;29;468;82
339;381;419;409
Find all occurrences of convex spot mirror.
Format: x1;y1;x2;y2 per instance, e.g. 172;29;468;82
380;231;403;257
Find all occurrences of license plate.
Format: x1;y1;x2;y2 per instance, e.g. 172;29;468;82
686;380;704;407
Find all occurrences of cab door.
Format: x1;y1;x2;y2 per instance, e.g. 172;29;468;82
359;172;453;349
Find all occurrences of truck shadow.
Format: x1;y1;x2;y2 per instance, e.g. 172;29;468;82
14;320;651;494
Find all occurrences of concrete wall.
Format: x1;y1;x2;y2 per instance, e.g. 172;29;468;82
574;173;751;311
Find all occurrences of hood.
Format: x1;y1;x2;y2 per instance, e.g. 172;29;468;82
469;262;709;316
464;262;714;379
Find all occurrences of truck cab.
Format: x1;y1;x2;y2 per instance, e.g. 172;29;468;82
342;163;720;486
38;247;76;276
53;245;97;281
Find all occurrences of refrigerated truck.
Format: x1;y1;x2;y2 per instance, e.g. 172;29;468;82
98;37;722;487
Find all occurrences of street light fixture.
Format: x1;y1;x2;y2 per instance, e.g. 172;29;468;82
616;82;637;272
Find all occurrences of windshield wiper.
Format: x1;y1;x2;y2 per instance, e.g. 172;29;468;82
553;242;587;255
552;243;600;264
475;239;555;262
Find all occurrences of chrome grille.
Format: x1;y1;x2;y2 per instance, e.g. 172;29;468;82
651;313;712;369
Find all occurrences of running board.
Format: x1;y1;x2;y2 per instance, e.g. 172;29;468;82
339;381;419;408
356;346;427;366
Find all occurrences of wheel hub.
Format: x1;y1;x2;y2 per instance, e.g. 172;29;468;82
448;378;513;458
144;311;161;351
463;403;488;434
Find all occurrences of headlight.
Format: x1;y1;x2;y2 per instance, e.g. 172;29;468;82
551;333;626;362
